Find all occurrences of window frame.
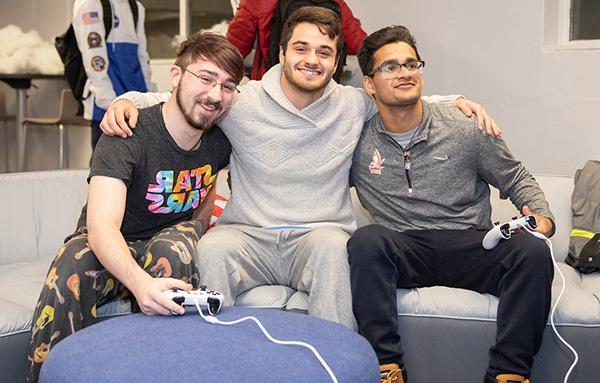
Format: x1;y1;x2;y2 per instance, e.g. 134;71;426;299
544;0;600;50
144;0;234;62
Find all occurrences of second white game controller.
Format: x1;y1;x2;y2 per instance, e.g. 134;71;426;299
164;286;224;315
482;215;538;250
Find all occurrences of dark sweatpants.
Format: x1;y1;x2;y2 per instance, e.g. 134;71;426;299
348;225;553;378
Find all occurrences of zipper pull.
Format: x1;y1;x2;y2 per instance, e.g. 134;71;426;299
404;151;413;193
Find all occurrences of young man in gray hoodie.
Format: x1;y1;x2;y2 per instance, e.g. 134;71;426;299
349;25;554;383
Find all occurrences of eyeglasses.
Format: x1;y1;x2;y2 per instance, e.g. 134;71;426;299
369;60;425;79
179;66;240;95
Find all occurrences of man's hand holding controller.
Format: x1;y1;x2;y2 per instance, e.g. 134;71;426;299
482;206;554;250
132;277;193;316
163;286;224;315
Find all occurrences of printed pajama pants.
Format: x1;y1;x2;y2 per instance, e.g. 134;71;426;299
26;220;204;383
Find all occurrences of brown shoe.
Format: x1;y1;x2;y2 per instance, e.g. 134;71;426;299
380;363;406;383
493;373;530;383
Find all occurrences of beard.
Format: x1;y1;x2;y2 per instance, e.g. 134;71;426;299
379;83;422;107
281;62;333;94
391;93;421;107
175;86;223;131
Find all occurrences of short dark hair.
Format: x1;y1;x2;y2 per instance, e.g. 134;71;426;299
175;31;244;84
280;6;344;61
357;25;421;76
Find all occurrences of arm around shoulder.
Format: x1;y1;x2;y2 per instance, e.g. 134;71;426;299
423;95;501;136
115;90;171;109
422;94;462;106
100;91;170;137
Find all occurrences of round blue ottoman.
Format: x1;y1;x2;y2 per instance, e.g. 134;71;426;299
40;307;378;382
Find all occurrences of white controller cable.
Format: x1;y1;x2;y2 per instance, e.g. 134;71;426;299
519;224;578;383
193;301;339;383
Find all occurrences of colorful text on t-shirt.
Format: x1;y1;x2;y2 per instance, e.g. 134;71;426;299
145;165;216;214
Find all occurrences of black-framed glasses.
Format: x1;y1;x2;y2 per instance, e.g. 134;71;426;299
369;60;425;79
179;66;240;95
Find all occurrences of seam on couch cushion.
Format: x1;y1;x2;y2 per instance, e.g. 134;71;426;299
0;328;31;338
397;313;600;327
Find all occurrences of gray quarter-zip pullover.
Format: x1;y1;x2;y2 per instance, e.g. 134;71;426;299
351;100;553;232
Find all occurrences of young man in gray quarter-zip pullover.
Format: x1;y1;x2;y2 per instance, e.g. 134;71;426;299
348;25;555;383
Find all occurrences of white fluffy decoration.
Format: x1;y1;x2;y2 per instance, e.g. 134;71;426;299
204;20;230;36
170;20;231;49
0;25;63;75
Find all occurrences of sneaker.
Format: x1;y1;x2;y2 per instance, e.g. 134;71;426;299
484;373;530;383
380;363;406;383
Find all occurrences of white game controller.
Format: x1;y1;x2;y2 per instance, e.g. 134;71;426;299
164;286;224;315
482;215;538;250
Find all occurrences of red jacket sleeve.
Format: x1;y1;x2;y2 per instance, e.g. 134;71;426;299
226;0;258;58
337;0;366;55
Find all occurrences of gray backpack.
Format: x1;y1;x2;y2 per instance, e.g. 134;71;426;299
565;160;600;273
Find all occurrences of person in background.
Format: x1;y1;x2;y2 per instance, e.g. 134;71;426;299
226;0;366;80
348;25;554;383
26;32;242;383
73;0;157;149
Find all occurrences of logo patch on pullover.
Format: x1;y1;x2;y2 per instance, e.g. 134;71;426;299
369;149;385;175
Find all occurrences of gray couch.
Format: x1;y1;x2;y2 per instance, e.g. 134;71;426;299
1;170;599;383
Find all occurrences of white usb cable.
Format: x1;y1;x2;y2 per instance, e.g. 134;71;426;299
519;225;578;383
193;301;339;383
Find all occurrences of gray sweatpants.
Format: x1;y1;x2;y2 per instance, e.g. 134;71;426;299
195;225;356;329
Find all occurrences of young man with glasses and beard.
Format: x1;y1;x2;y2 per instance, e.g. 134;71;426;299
26;32;243;383
98;7;497;331
348;25;555;383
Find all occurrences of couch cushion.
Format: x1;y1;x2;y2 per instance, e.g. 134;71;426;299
0;170;88;266
0;257;54;336
0;256;133;339
234;285;296;308
397;287;498;321
396;263;600;327
0;299;33;337
553;263;600;325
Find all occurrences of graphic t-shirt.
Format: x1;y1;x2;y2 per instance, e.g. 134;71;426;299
86;103;231;241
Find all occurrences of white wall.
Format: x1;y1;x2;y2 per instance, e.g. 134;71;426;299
345;0;600;177
2;0;598;176
0;0;73;41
